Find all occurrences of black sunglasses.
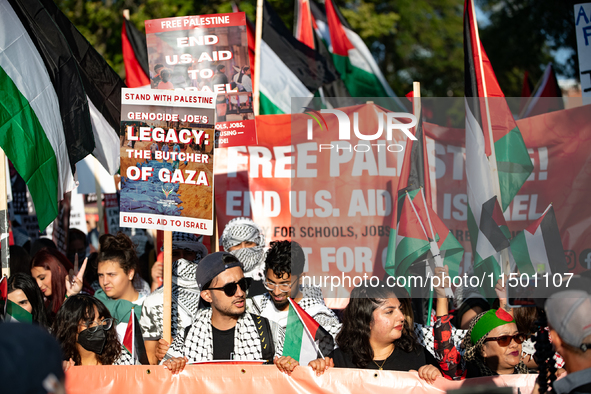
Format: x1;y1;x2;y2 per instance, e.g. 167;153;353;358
484;333;527;347
208;277;251;297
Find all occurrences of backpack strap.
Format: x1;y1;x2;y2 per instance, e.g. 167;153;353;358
250;313;275;364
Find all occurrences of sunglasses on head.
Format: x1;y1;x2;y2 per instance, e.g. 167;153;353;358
484;333;527;347
208;277;251;297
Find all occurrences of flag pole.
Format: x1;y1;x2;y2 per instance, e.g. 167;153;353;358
163;230;172;344
253;0;263;116
469;0;510;274
0;148;9;278
93;158;105;236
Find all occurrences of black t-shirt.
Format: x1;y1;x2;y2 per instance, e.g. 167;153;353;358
329;344;438;371
212;326;236;360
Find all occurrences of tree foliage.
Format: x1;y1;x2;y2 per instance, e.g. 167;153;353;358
477;0;578;97
55;0;574;98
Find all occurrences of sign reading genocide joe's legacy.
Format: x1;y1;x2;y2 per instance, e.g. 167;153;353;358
145;12;257;148
119;88;217;235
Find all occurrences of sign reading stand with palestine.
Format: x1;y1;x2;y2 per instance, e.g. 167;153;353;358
119;88;216;235
145;13;257;148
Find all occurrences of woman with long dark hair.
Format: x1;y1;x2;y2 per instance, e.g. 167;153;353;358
94;233;146;342
30;249;88;323
7;273;48;327
308;283;442;382
52;294;133;366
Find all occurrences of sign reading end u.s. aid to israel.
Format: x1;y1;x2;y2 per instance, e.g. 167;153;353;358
119;88;217;235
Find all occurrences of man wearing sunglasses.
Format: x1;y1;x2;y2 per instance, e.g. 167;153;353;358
161;252;282;373
247;241;341;360
544;290;591;394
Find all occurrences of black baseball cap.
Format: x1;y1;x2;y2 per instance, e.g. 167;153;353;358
196;251;243;291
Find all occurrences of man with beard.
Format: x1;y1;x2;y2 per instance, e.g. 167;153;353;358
220;217;267;297
247;240;341;358
140;232;208;365
162;252;289;373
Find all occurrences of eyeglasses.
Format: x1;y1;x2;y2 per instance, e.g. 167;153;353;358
484;333;527;347
208;277;251;297
263;279;298;293
81;318;114;333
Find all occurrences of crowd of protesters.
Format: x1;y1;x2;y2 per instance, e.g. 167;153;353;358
2;218;591;394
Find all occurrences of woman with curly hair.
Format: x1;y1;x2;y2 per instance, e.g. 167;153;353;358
94;233;146;342
52;294;133;367
308;283;442;383
7;273;49;327
31;249;89;324
462;308;529;377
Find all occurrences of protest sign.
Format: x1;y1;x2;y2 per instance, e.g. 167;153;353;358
145;12;257;148
214;101;591;296
575;3;591;105
104;193;120;234
119;88;216;235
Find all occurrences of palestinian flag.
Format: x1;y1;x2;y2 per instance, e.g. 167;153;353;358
519;63;564;119
385;96;463;279
510;204;567;276
464;0;533;211
464;0;533;272
122;17;150;88
294;0;315;50
258;0;340;115
122;307;149;365
465;100;510;274
391;194;431;277
282;298;332;365
385;102;431;276
0;0;123;229
41;0;124;176
312;1;403;105
0;0;89;228
5;300;33;323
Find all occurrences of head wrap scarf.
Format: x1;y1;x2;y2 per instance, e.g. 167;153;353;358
463;309;528;376
220;218;265;275
171;232;207;264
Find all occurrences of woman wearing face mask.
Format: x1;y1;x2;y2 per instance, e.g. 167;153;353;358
30;249;89;324
52;294;133;367
94;233;145;342
7;273;49;327
463;308;529;377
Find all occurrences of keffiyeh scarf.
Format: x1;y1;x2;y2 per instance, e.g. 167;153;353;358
171;232;208;263
220;218;265;274
166;308;263;362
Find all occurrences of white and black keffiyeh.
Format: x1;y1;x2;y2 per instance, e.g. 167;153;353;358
171;232;208;263
140;258;201;340
163;308;279;363
113;346;136;365
220;218;265;275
